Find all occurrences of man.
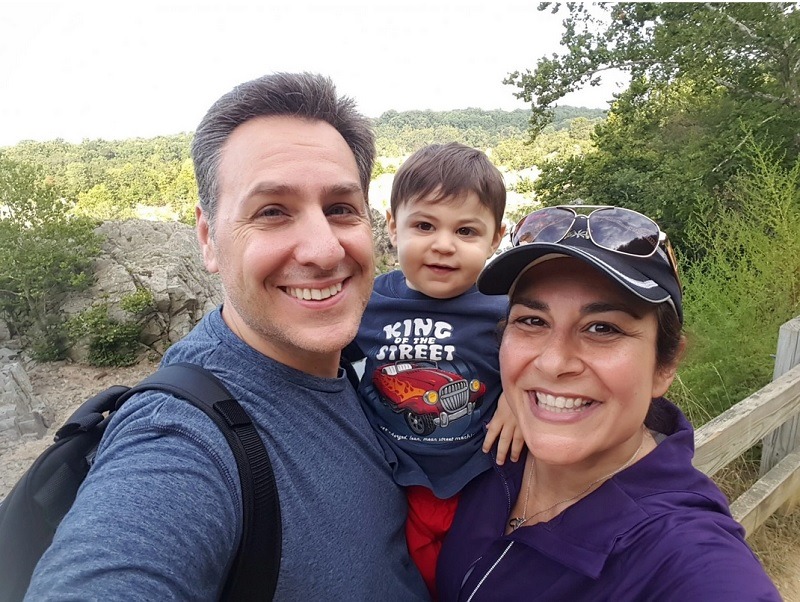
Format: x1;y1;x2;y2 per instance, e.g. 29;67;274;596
25;73;429;601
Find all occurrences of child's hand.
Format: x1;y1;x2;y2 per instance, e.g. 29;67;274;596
483;392;525;465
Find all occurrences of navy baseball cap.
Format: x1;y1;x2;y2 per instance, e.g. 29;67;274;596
478;210;683;323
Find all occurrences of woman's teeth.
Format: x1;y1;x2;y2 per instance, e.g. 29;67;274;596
536;392;594;413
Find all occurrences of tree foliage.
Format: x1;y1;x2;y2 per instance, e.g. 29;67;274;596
509;3;800;249
507;2;800;138
4;133;198;224
0;154;101;357
373;107;604;157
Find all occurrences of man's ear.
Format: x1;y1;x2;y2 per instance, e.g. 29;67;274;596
385;209;398;247
196;205;219;274
489;223;507;257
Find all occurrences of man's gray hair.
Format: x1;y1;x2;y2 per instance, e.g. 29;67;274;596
191;72;376;228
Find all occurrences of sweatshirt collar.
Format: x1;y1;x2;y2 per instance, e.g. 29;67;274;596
500;398;697;579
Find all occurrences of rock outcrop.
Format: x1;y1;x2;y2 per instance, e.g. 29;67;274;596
61;219;223;362
0;362;48;452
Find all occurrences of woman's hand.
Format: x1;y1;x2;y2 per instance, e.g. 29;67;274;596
483;392;525;465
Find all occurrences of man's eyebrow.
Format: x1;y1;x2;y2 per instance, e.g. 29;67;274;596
245;182;363;198
325;182;363;196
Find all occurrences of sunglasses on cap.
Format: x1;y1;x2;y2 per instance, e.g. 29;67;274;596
511;205;682;292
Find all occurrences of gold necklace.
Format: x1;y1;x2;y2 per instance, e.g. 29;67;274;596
508;429;647;531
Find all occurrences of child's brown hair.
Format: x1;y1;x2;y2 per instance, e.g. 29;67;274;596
390;142;506;231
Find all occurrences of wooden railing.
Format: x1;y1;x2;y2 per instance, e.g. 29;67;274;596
694;315;800;536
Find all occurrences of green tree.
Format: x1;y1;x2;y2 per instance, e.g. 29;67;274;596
0;155;101;357
507;3;800;138
74;183;133;220
510;3;800;249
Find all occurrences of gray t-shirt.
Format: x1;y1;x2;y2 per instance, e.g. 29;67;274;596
26;307;428;601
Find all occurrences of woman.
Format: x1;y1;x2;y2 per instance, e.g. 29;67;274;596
437;206;781;600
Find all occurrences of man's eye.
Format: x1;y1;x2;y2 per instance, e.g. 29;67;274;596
258;206;285;218
328;204;356;216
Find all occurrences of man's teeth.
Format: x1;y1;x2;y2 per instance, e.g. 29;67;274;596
536;392;593;413
286;282;343;301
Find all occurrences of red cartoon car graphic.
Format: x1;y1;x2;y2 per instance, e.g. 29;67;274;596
372;360;486;436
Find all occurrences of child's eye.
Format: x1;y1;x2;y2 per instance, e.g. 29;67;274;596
457;227;477;236
416;222;434;232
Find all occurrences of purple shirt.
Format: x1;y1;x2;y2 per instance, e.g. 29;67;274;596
437;397;781;601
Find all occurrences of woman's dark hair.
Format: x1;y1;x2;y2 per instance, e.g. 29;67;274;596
655;303;685;371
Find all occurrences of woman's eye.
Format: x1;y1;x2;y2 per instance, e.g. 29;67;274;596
515;315;545;327
587;322;620;335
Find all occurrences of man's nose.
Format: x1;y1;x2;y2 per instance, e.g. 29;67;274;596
294;212;346;268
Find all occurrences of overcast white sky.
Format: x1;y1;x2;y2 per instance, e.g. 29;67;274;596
0;0;625;147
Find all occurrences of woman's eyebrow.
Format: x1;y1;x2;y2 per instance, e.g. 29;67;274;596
511;298;643;319
511;298;548;312
582;301;643;319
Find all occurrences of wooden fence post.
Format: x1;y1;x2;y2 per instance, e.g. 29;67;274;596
760;316;800;511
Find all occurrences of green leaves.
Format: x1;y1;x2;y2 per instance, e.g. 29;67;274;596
510;3;800;137
0;154;101;356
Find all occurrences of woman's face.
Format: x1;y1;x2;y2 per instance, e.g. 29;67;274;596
500;257;677;471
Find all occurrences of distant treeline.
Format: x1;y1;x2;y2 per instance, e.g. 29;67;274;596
0;107;603;222
373;106;605;156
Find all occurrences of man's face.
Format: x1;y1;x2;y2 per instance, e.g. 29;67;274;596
197;116;375;377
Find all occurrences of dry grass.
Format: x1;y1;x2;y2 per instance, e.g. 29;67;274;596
749;512;800;601
713;452;800;601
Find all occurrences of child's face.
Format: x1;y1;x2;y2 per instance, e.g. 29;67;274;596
387;191;504;299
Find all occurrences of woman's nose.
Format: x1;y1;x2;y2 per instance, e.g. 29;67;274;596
532;332;584;377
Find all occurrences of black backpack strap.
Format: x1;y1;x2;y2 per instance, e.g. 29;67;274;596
120;363;281;601
340;356;361;391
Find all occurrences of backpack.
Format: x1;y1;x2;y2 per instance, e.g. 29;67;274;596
0;362;281;602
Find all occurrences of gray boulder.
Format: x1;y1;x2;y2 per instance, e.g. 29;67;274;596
0;362;48;451
62;220;223;362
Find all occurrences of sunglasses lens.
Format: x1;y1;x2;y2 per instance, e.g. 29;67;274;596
514;208;574;245
589;208;660;256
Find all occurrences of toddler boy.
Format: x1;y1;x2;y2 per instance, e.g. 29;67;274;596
348;142;520;597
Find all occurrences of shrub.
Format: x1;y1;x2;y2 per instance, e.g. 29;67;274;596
67;288;157;367
671;140;800;424
120;287;156;315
